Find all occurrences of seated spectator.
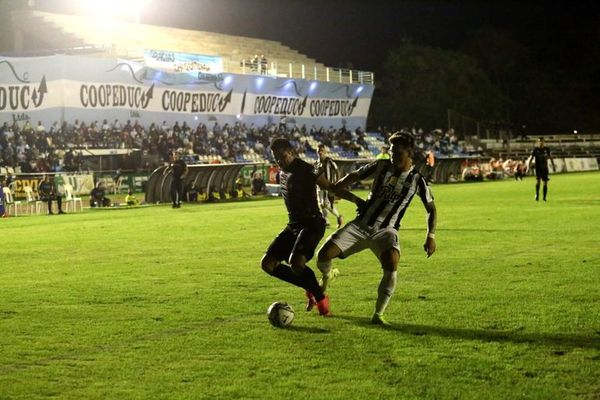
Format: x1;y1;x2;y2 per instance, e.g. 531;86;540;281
251;172;267;195
125;189;139;206
376;144;390;160
38;174;66;215
90;182;111;207
514;160;527;181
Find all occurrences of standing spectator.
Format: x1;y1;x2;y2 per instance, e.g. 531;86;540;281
425;149;435;182
260;54;268;75
528;137;555;201
0;176;6;217
39;174;66;215
169;151;187;208
251;54;259;72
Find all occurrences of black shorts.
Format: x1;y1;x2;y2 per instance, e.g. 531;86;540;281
265;217;326;263
535;167;549;181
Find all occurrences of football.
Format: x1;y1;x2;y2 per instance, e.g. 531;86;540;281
267;301;295;328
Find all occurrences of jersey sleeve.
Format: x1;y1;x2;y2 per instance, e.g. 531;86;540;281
355;159;384;180
417;174;434;205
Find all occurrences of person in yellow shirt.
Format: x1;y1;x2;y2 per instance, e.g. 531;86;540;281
125;189;139;206
376;144;390;160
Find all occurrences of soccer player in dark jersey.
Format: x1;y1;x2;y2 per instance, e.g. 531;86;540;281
528;137;556;201
316;132;437;325
315;144;343;228
169;151;188;208
261;139;349;317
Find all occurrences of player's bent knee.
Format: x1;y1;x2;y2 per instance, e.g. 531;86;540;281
318;241;341;262
380;248;400;271
261;255;278;274
289;254;307;275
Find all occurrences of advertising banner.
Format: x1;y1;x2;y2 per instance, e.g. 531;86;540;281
0;55;373;131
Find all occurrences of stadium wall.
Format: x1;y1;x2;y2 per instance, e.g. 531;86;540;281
0;55;374;130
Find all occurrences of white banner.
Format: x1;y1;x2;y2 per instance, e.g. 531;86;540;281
144;50;223;74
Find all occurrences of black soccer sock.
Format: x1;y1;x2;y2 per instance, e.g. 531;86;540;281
270;263;305;288
298;267;325;302
535;182;540;198
543;185;548;200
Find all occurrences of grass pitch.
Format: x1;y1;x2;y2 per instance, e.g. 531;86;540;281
1;172;599;399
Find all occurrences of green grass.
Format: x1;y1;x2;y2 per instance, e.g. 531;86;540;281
1;172;599;399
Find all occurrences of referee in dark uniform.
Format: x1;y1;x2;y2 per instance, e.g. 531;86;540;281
528;137;555;201
170;151;188;208
261;139;351;316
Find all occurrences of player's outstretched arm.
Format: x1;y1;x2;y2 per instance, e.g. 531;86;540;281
423;201;437;258
316;173;362;206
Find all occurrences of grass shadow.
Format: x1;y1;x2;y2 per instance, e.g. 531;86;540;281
336;314;600;350
287;325;330;334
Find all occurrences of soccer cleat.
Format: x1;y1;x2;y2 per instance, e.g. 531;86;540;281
305;291;317;312
318;268;340;290
58;210;66;214
316;295;330;316
336;215;344;228
371;313;391;326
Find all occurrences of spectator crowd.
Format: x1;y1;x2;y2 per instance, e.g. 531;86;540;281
1;116;476;174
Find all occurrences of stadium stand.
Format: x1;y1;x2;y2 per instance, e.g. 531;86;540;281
10;10;372;83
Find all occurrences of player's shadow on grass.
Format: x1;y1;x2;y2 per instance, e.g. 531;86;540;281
287;325;330;334
337;315;600;350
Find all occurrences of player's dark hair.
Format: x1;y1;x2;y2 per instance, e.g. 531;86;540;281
389;131;415;149
270;138;292;152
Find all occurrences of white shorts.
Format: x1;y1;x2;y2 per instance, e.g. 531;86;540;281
325;220;400;259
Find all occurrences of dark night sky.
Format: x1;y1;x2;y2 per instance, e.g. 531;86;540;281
35;0;600;73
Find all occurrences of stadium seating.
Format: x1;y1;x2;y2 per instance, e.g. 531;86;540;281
17;10;330;79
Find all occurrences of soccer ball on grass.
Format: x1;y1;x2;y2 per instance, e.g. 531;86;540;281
267;301;295;328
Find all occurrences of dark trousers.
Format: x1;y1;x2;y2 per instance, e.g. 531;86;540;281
47;196;62;212
171;179;184;205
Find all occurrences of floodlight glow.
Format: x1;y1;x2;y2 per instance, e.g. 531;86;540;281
81;0;151;22
223;75;233;85
309;81;317;92
256;77;264;88
356;86;364;94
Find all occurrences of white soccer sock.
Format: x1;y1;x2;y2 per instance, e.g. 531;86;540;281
329;205;341;218
317;260;332;291
375;269;397;315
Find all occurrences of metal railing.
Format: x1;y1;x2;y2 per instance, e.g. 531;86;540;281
237;59;374;84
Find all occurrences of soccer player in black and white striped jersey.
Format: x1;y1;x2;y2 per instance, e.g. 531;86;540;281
315;144;344;228
316;132;437;325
